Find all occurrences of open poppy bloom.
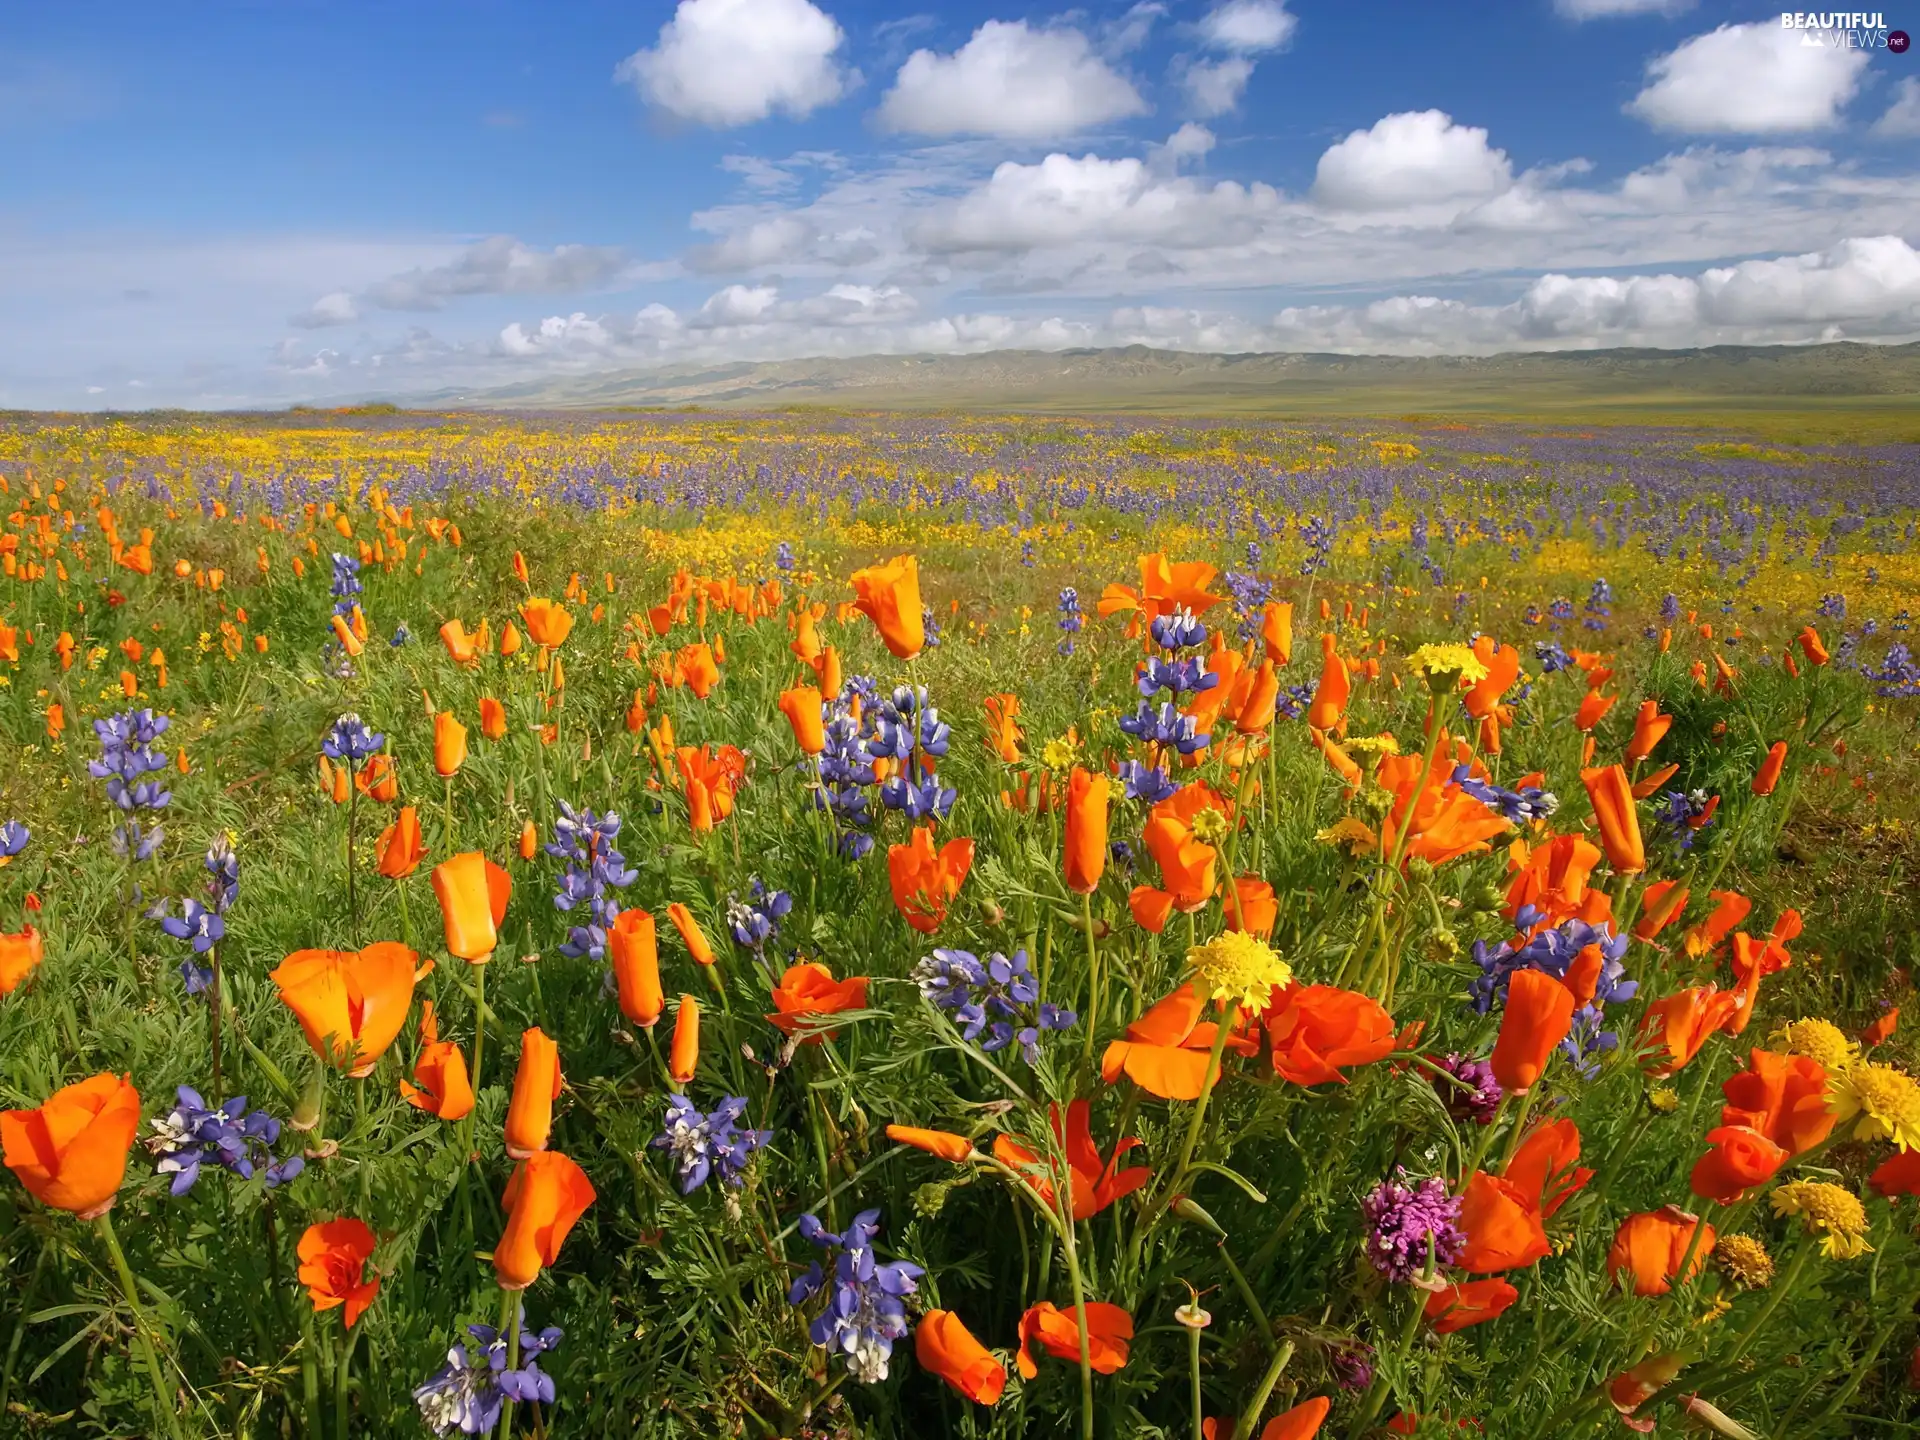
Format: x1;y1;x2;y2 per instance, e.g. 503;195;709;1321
430;851;511;961
520;597;573;649
982;693;1024;763
504;1027;563;1159
1870;1149;1920;1199
270;942;419;1076
1;1072;141;1217
355;753;398;802
610;909;664;1028
376;806;426;878
1463;636;1520;718
1262;984;1397;1086
1102;983;1259;1099
1424;1278;1519;1334
991;1099;1150;1221
1607;1206;1714;1296
1135;783;1229;918
777;685;825;755
1095;552;1220;623
297;1217;381;1327
665;902;715;966
1260;600;1293;665
439;618;481;666
495;1150;597;1290
1797;625;1830;666
1637;987;1739;1078
1376;751;1511;867
1015;1301;1133;1378
400;1001;474;1120
676;745;741;832
1626;700;1672;763
1455;1171;1551;1272
767;962;869;1042
1063;767;1109;895
916;1309;1007;1405
1689;1124;1788;1205
1489;969;1576;1095
849;553;926;658
0;925;44;996
887;826;975;933
1504;833;1607;934
1503;1119;1593;1218
1720;1049;1833;1154
887;1125;976;1164
1682;890;1751;959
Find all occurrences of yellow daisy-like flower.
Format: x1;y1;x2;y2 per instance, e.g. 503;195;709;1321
1771;1180;1873;1259
1191;807;1231;846
1648;1086;1681;1114
1344;734;1402;757
1315;817;1378;858
1827;1060;1920;1152
1188;931;1293;1015
1773;1017;1858;1073
1406;643;1490;687
1715;1234;1774;1290
1040;735;1079;771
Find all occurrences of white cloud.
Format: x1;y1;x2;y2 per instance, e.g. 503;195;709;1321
1156;122;1216;169
291;291;359;328
877;20;1147;140
1198;0;1297;52
497;312;616;357
361;237;631;311
1555;0;1692;18
1312;110;1514;211
1628;22;1868;134
695;283;781;326
615;0;851;127
1876;77;1920;138
1180;57;1253;116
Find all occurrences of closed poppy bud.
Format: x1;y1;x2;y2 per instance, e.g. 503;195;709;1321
330;613;364;657
849;554;925;659
297;1218;381;1327
1064;767;1109;895
1235;658;1280;733
813;644;842;699
0;926;45;995
518;821;537;861
376;806;426;878
669;994;700;1084
609;909;663;1028
1;1072;141;1217
271;943;419;1076
1491;968;1576;1095
1425;1278;1520;1335
499;620;522;656
1797;626;1829;666
1607;1206;1714;1297
521;598;572;649
432;711;467;778
887;1125;975;1164
479;696;506;741
504;1028;563;1159
1580;764;1645;874
1305;636;1349;732
1752;741;1787;797
494;1150;596;1291
666;902;715;966
1260;601;1293;666
431;851;511;961
778;685;825;755
915;1309;1007;1406
1626;700;1671;762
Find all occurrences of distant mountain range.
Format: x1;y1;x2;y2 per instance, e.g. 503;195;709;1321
413;341;1920;415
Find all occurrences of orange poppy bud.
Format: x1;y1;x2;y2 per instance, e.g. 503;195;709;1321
1260;601;1293;666
886;1125;975;1164
1015;1301;1133;1379
519;820;537;861
512;550;530;584
521;598;572;649
494;1150;596;1291
376;806;427;878
432;711;467;778
914;1309;1007;1406
400;1004;474;1120
609;909;664;1028
1797;626;1829;666
270;943;419;1076
669;995;700;1085
297;1218;381;1328
504;1027;563;1159
1689;1124;1788;1205
1751;740;1787;797
1305;636;1349;732
1580;764;1644;874
768;962;869;1042
499;620;522;656
0;1072;141;1217
1456;1169;1551;1272
45;703;65;740
1234;658;1280;733
1607;1207;1714;1297
479;696;506;742
1226;874;1277;939
1490;968;1576;1095
777;684;826;755
1425;1278;1519;1335
1626;700;1671;763
666;902;715;965
330;613;364;657
1262;1396;1332;1440
1064;767;1109;895
0;926;44;996
1572;689;1615;733
430;851;511;961
887;825;975;933
849;553;925;659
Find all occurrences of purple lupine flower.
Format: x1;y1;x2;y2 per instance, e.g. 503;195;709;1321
1116;759;1181;804
652;1095;770;1193
414;1311;562;1435
727;878;791;954
1057;586;1084;655
1361;1172;1465;1282
329;551;362;617
1432;1053;1503;1126
788;1209;923;1383
321;712;385;763
546;802;636;962
911;948;1073;1064
1470;919;1636;1074
1450;764;1558;824
0;821;27;862
145;1087;303;1195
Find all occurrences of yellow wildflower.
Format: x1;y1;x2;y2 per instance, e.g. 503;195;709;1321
1191;807;1230;846
1406;643;1489;687
1771;1180;1872;1259
1040;735;1079;771
1716;1234;1773;1290
1344;734;1401;757
1316;818;1378;858
1773;1017;1857;1073
1648;1087;1680;1114
1187;931;1292;1014
1827;1061;1920;1152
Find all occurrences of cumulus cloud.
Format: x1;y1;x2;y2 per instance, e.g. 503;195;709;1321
1628;22;1868;134
1555;0;1692;18
1179;57;1254;116
291;291;359;328
1198;0;1297;52
1876;77;1920;138
615;0;852;127
1312;111;1514;211
877;20;1147;139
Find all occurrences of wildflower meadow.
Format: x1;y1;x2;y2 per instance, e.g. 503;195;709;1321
3;408;1920;1439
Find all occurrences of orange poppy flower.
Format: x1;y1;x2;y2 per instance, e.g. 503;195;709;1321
439;619;480;666
915;1310;1007;1406
495;1150;596;1290
1579;764;1644;874
767;962;870;1041
1096;552;1220;622
270;942;419;1076
1682;889;1750;959
991;1099;1150;1221
1140;782;1227;912
1638;987;1739;1077
1225;875;1277;939
330;613;364;657
1751;741;1787;796
1573;690;1616;733
1607;1207;1714;1297
982;693;1024;762
676;641;720;699
1609;1353;1686;1420
1689;1124;1788;1205
1015;1301;1133;1378
499;620;522;656
1504;1119;1592;1218
849;554;926;659
1128;885;1177;934
0;926;44;996
297;1218;381;1328
400;1002;474;1120
1424;1279;1519;1335
887;825;974;933
504;1028;562;1159
777;685;825;755
1869;1149;1920;1199
376;806;427;879
1489;969;1576;1095
1305;634;1350;733
610;909;664;1028
669;995;700;1084
1263;984;1397;1086
1626;700;1672;763
1064;767;1109;895
1260;600;1293;666
1463;636;1520;719
1456;1171;1550;1272
1630;762;1679;800
1234;658;1281;733
887;1125;976;1164
1309;726;1362;789
520;598;573;649
666;902;715;966
1864;1009;1899;1048
1102;983;1258;1099
1797;626;1829;666
1377;752;1512;867
430;851;511;961
355;753;398;802
479;696;507;742
0;1072;141;1217
1504;833;1605;933
518;821;537;861
1720;1048;1833;1154
676;745;740;832
1632;879;1689;942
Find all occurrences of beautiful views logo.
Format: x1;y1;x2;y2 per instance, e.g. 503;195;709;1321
1779;11;1904;47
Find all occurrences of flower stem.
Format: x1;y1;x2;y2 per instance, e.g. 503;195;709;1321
496;1287;520;1438
1238;1337;1298;1438
97;1211;178;1440
334;1318;360;1440
1348;1244;1434;1439
1725;1238;1814;1365
1081;889;1100;1065
1187;1322;1205;1440
462;959;488;1166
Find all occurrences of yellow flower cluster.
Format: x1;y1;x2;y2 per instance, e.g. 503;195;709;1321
1188;932;1292;1014
1771;1180;1873;1260
1827;1060;1920;1152
1406;643;1489;686
1716;1234;1774;1290
1774;1017;1857;1072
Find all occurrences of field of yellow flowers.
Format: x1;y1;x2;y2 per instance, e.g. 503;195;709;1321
1;407;1918;1439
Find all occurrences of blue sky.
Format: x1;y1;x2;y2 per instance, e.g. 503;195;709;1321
4;0;1917;406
